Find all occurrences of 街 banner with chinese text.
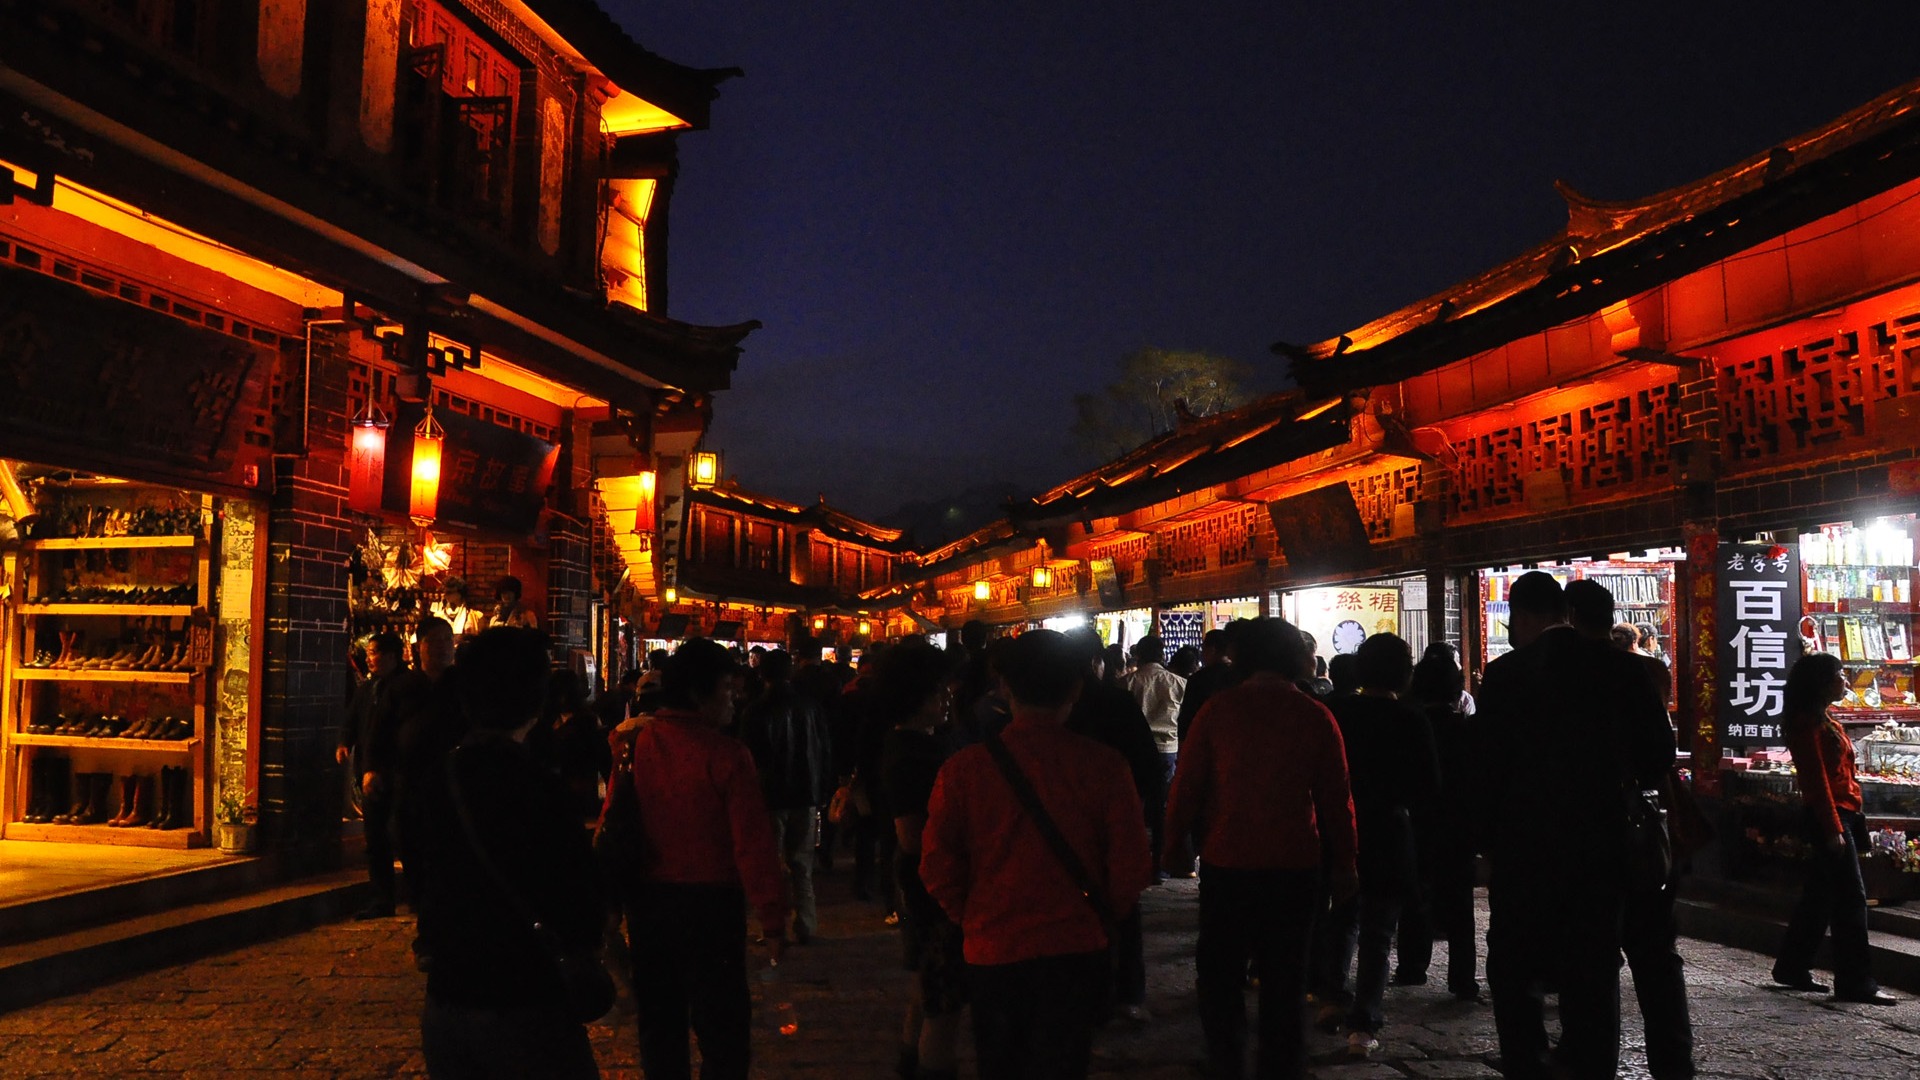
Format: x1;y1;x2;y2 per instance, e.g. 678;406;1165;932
1716;541;1802;746
382;402;559;535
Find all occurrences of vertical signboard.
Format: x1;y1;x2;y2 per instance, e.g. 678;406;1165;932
1716;541;1801;747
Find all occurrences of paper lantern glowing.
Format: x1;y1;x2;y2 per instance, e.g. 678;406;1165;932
1030;565;1053;589
973;581;990;601
857;619;872;636
812;615;827;631
408;405;445;526
664;586;678;604
347;403;389;514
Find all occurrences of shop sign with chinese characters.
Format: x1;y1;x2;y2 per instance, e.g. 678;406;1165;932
1716;542;1801;746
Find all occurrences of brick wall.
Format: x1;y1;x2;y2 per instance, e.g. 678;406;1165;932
261;325;354;858
546;520;592;663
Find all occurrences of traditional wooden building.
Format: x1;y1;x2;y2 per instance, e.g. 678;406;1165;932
0;0;752;858
635;478;920;656
896;77;1920;894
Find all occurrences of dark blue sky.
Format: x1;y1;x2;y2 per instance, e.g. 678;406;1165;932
608;2;1920;522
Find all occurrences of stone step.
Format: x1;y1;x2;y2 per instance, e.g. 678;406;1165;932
0;867;370;1013
1675;894;1920;993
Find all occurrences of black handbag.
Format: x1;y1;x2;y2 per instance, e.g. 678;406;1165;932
593;735;653;898
446;749;616;1024
1621;784;1673;893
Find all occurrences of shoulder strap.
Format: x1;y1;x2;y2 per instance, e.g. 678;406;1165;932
982;732;1118;938
444;747;554;938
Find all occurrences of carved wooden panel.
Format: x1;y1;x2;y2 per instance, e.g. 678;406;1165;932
1349;465;1423;542
1450;383;1679;516
1714;310;1920;464
1089;535;1151;586
1154;506;1260;577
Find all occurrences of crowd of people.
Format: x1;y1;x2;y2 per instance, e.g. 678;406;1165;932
336;569;1896;1080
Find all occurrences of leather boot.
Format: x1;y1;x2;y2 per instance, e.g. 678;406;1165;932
148;768;173;829
106;775;135;827
52;770;85;825
24;758;48;823
84;772;112;824
120;774;152;828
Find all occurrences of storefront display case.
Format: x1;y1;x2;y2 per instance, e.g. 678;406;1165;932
2;478;214;847
1800;518;1920;724
1479;553;1680;679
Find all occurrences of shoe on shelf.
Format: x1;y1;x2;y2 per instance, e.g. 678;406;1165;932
1346;1031;1380;1059
1771;969;1831;994
1834;987;1899;1006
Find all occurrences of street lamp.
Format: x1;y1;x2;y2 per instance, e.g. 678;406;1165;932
689;451;720;487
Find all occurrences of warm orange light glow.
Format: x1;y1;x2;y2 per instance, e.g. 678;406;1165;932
603;178;656;311
973;581;991;602
690;451;719;487
347;405;388;514
813;615;827;631
1296;398;1342;421
664;586;678;604
857;620;872;636
409;406;445;526
1030;565;1053;589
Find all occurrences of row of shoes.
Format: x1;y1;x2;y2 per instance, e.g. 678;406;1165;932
21;634;194;671
22;505;199;539
21;757;193;830
29;585;195;606
25;713;192;740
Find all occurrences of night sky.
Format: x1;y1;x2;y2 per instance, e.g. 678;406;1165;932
608;2;1920;533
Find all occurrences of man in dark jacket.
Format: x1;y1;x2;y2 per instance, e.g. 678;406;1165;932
413;626;604;1079
1064;626;1165;1024
1479;572;1675;1080
337;630;431;919
738;649;833;942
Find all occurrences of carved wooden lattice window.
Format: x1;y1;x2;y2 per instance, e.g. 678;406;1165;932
1449;383;1679;516
1155;506;1260;576
1089;535;1151;585
345;359;556;444
1721;327;1884;463
1349;466;1423;542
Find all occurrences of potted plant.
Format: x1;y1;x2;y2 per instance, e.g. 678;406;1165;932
214;788;257;854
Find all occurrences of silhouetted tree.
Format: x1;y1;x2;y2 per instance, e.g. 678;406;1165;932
1071;348;1254;460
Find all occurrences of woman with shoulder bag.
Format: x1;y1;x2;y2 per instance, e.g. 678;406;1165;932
1773;652;1897;1005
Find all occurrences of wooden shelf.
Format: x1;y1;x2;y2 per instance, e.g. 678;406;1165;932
0;821;203;848
11;733;197;752
21;604;194;616
22;536;199;550
14;668;195;684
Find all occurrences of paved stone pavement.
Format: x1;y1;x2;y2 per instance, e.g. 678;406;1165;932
2;875;1919;1078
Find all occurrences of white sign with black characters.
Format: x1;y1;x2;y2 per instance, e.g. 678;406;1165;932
1717;542;1801;746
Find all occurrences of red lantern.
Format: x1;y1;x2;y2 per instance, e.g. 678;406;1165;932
635;469;657;533
409;405;445;526
346;402;389;514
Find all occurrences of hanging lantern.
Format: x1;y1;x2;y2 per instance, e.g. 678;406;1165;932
689;450;720;487
409;404;445;526
857;619;872;637
347;401;390;514
973;580;991;602
664;585;678;605
1030;565;1053;589
635;469;658;533
812;615;827;632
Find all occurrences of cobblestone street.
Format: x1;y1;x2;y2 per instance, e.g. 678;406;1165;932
1;875;1917;1078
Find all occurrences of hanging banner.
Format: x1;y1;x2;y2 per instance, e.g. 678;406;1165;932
1715;541;1800;747
384;402;559;535
1267;483;1373;577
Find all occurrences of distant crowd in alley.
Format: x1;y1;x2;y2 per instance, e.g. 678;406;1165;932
337;569;1895;1080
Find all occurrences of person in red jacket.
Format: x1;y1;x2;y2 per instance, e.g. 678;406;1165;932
624;639;790;1080
920;629;1152;1080
1163;617;1358;1080
1774;651;1895;1004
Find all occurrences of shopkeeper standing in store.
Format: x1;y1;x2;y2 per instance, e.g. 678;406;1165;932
1773;652;1897;1005
430;577;480;637
485;575;541;631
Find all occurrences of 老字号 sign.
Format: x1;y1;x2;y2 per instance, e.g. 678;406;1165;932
1716;542;1801;746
